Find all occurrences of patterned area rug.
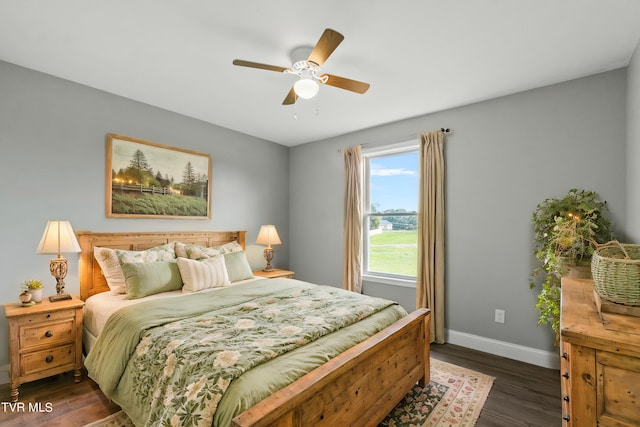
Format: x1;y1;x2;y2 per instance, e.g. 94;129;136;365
84;359;493;427
380;359;494;427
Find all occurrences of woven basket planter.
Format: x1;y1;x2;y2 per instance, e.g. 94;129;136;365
591;242;640;306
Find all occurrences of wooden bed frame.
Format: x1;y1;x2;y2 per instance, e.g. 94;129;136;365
77;230;430;427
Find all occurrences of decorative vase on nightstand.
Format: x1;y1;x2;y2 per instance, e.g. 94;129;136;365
29;288;43;303
18;292;32;304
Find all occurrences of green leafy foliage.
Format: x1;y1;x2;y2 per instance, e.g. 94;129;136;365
534;274;561;334
529;189;613;336
22;279;43;290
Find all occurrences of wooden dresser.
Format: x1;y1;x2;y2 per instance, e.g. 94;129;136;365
4;297;84;402
560;278;640;426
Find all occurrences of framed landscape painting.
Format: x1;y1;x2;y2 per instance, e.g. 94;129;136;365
106;134;211;219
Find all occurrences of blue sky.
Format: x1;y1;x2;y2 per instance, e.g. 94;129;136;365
369;151;418;212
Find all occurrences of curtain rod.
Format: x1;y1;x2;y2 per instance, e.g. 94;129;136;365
379;128;452;144
384;128;452;142
338;128;452;153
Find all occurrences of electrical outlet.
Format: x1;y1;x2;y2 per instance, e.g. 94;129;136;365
495;309;505;324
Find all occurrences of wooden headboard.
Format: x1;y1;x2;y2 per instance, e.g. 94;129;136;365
77;230;246;301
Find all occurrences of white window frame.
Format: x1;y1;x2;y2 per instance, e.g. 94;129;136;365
362;141;419;288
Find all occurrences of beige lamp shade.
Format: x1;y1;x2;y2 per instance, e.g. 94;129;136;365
256;225;281;248
36;220;81;255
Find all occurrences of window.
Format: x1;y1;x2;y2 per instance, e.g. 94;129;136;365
363;143;419;286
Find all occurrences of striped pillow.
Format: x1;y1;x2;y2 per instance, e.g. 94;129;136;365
177;256;230;293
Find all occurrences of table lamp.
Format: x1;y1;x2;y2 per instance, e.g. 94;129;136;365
36;220;81;301
256;225;281;272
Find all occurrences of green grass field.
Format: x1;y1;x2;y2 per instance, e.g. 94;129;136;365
368;230;417;276
112;191;208;217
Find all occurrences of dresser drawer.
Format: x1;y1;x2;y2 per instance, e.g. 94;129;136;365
21;344;75;376
17;309;76;326
596;350;640;426
20;319;74;349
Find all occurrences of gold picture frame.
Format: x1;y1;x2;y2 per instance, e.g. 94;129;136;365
106;134;211;219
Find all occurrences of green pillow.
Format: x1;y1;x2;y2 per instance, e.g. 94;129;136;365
224;251;255;282
121;260;183;299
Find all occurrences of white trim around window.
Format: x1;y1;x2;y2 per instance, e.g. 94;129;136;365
362;140;419;286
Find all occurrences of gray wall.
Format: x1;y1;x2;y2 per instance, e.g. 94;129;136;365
0;54;634;375
0;61;290;374
628;40;640;241
290;69;628;363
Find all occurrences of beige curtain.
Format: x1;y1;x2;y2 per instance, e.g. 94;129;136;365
417;130;446;343
343;145;363;293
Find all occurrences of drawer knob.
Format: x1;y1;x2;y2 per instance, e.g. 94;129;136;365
563;395;570;402
563;415;570;422
45;330;54;337
562;352;568;360
562;372;569;379
45;355;54;363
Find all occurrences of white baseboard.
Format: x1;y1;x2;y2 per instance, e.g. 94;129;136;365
0;363;9;385
446;329;560;370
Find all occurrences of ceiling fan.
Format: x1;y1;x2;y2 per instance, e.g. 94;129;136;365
232;28;370;105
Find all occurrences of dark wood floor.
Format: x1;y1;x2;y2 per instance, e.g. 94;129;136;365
431;343;561;427
0;343;561;426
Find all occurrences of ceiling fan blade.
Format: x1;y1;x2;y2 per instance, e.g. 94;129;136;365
232;59;289;73
282;87;298;105
321;74;370;94
307;28;344;67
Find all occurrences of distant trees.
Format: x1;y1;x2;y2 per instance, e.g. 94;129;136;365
112;150;206;199
381;209;417;230
180;162;207;197
112;149;160;188
370;204;381;229
369;204;417;231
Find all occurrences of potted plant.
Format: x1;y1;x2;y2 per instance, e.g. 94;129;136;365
529;188;612;337
22;279;44;303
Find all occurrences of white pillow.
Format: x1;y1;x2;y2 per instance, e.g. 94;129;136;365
173;241;187;258
183;241;244;260
94;247;126;294
177;256;230;293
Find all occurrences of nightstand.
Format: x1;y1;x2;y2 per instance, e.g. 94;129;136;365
4;297;84;402
253;269;295;279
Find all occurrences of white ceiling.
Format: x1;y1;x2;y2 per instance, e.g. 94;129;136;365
2;1;640;146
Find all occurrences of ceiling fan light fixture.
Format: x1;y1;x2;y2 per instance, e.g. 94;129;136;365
293;77;319;99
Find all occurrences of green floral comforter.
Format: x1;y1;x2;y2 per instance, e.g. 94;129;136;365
85;278;405;427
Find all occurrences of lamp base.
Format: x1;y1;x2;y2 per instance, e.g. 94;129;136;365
262;247;275;272
49;293;72;302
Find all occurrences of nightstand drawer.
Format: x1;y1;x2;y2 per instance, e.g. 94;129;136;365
18;309;76;326
21;344;75;376
20;320;74;349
